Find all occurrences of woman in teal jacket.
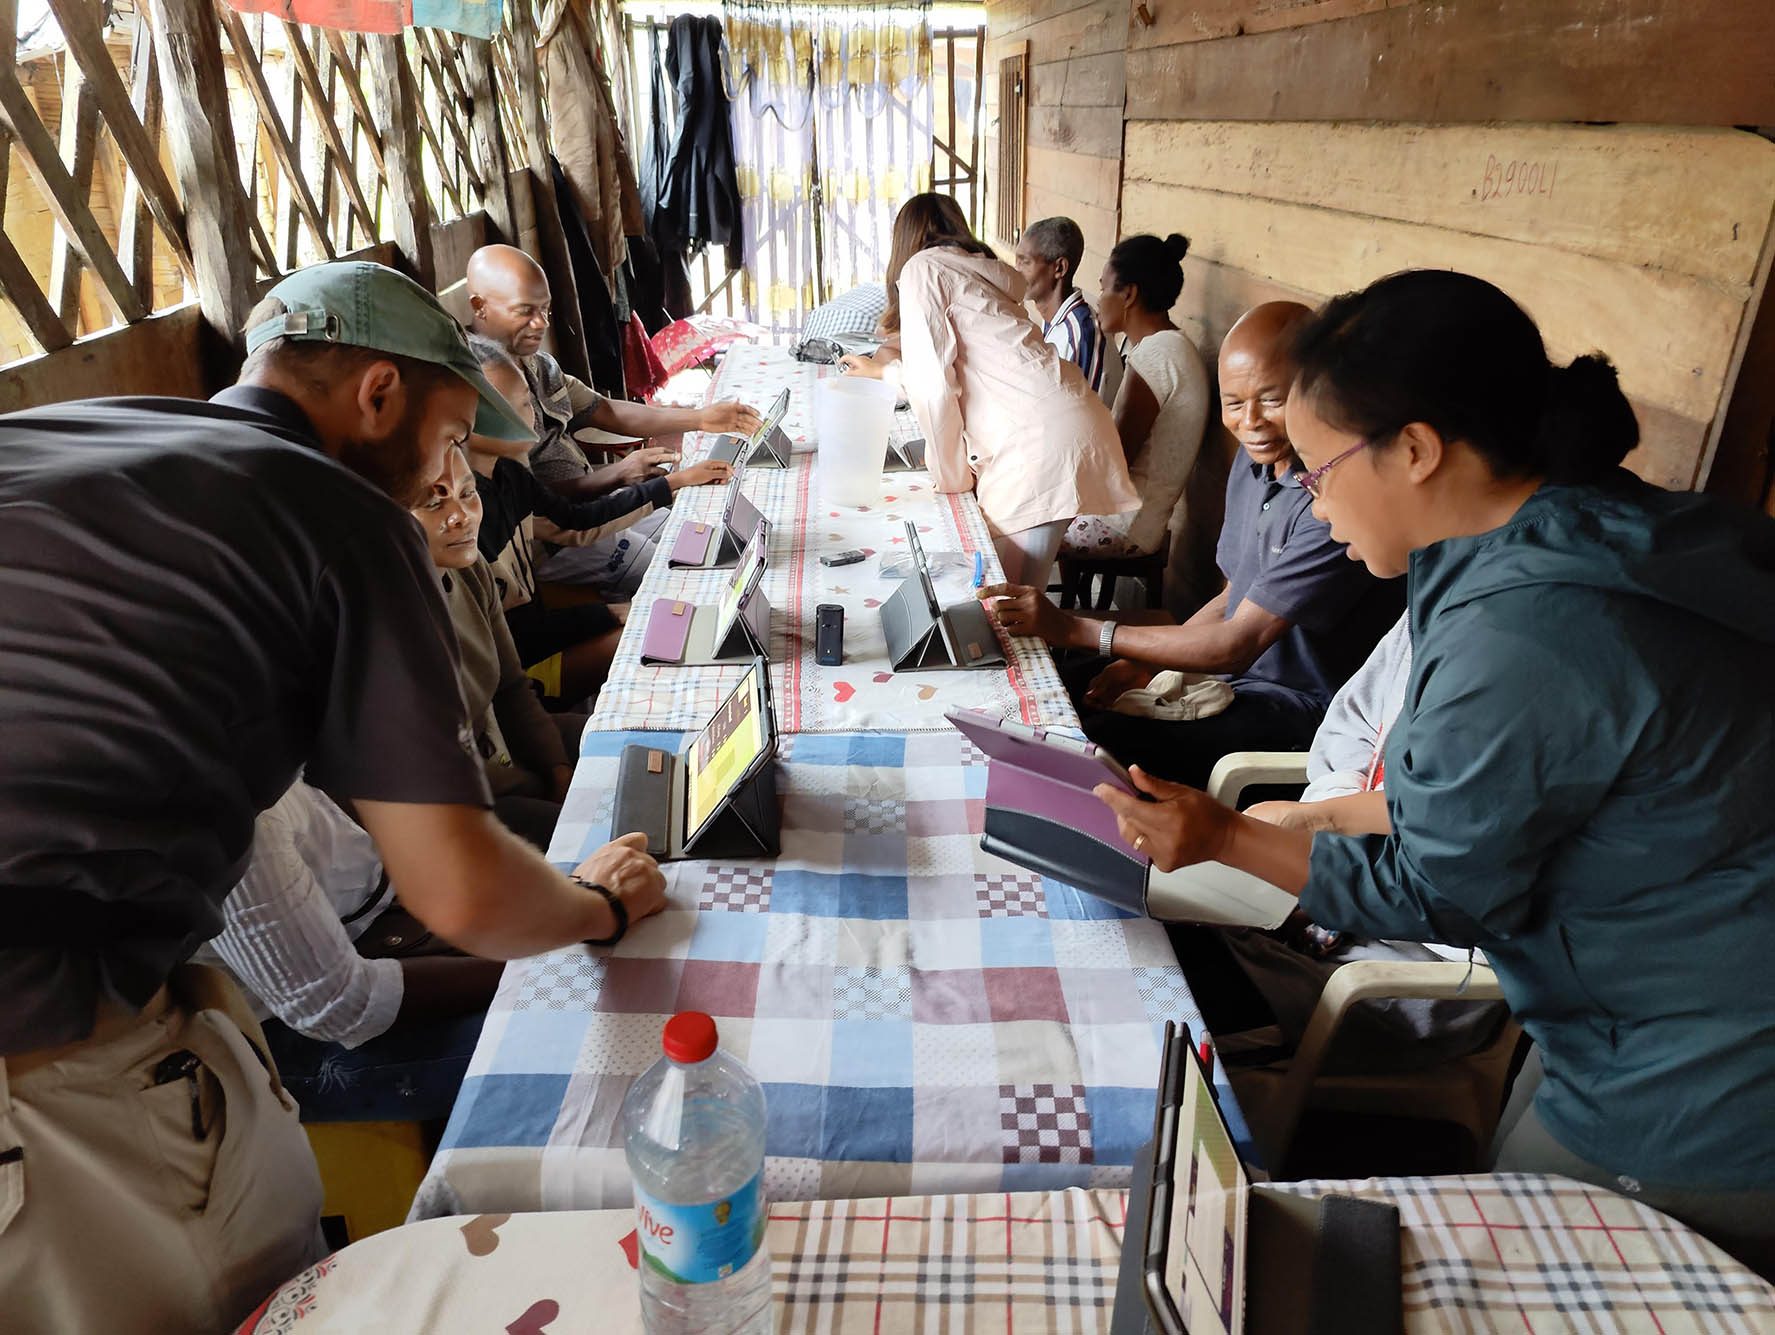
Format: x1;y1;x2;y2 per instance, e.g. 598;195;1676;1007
1098;269;1775;1277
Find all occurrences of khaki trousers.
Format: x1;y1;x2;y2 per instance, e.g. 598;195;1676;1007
0;968;327;1334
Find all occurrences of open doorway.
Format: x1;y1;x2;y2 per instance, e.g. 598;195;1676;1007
620;1;983;338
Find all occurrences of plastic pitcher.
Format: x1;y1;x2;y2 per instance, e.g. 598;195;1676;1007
814;376;896;507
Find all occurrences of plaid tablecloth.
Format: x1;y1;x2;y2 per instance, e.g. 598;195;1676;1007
1266;1173;1775;1333
251;1177;1775;1334
589;342;1077;734
412;728;1242;1220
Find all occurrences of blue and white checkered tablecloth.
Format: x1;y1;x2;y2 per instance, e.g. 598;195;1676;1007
411;728;1248;1220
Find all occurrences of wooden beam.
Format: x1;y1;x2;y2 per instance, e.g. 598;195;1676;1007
407;69;467;219
48;52;102;329
218;5;335;261
1124;0;1775;125
363;34;434;288
44;0;194;284
0;303;206;408
323;28;388;179
0;71;146;325
460;38;515;243
415;30;484;193
0;224;75;352
146;0;257;337
280;20;379;241
282;43;304;269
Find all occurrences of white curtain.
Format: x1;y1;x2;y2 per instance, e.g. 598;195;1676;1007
724;1;934;340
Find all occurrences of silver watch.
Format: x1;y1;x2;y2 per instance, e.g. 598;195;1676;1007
1098;619;1117;657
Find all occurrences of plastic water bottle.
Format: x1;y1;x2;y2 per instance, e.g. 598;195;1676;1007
621;1011;773;1335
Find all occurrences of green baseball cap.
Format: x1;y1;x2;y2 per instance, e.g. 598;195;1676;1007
246;260;535;444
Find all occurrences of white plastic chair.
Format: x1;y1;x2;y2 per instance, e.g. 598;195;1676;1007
1203;752;1522;1174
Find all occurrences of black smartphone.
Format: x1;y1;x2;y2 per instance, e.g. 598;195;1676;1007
815;604;844;665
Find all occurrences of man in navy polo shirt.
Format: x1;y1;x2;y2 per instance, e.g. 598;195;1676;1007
983;302;1402;787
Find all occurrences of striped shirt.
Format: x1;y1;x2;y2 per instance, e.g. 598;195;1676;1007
1042;289;1106;392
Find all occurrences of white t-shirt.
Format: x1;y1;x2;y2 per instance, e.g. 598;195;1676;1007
1104;329;1210;555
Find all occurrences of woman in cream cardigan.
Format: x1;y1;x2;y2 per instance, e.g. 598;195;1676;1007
841;194;1138;585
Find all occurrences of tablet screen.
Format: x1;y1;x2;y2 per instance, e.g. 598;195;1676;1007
747;388;790;450
685;658;770;842
711;518;768;646
1160;1037;1249;1335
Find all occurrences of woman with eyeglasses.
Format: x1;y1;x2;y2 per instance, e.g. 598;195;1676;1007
1097;268;1775;1277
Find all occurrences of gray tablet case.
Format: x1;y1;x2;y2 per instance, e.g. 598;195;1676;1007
708;423;793;469
1109;1025;1403;1335
610;735;780;861
884;412;926;472
879;577;1007;672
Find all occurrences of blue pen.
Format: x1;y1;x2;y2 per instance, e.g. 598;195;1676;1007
972;551;984;590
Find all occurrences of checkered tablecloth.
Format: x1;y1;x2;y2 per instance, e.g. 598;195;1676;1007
411;728;1241;1221
588;342;1077;734
252;1177;1775;1334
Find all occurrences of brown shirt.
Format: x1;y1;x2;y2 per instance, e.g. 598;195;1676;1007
439;558;567;796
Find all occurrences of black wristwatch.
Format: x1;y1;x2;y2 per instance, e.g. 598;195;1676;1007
573;877;628;947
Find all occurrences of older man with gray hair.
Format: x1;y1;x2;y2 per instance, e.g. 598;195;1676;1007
1014;215;1107;394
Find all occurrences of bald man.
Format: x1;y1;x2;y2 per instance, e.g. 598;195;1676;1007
465;245;761;598
982;301;1403;787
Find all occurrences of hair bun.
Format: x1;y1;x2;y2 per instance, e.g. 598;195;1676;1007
1164;233;1191;262
1537;354;1639;483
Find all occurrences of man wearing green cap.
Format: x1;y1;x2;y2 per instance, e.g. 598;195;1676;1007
0;261;668;1333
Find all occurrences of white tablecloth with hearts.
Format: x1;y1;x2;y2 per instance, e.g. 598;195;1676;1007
588;343;1077;734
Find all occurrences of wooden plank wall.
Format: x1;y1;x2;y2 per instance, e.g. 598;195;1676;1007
980;0;1126;283
1121;121;1775;489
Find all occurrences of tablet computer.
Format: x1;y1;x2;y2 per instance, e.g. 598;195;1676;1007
710;517;769;647
684;656;775;846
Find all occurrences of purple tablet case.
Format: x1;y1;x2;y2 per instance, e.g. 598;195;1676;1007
670;521;718;567
641;597;694;664
667;490;766;569
948;708;1151;916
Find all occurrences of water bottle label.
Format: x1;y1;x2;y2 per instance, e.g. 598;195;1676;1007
632;1169;765;1285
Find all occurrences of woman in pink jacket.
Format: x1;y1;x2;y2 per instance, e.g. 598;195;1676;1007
842;194;1138;584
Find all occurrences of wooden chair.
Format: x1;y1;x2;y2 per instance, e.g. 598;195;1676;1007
1056;549;1166;611
1202;752;1523;1175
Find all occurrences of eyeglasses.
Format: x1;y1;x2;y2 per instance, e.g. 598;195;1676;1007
1293;438;1372;499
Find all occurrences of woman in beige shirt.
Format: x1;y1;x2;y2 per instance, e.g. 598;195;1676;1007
842;194;1138;585
410;446;585;850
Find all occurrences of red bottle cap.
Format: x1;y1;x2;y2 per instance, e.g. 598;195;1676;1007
662;1011;719;1064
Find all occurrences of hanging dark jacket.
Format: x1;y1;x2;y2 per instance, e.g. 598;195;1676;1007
653;14;744;270
639;23;692;320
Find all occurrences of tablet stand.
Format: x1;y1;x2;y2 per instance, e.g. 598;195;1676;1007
611;738;780;861
879;581;1006;671
708;423;793;469
639;588;771;666
883;433;926;472
666;488;766;569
